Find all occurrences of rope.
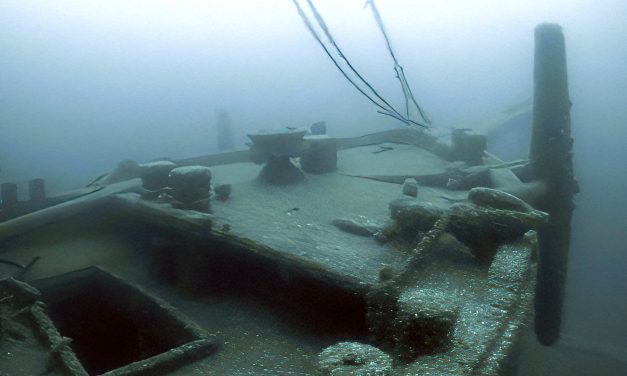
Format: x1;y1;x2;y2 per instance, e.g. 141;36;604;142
365;0;432;125
292;0;392;115
292;0;429;128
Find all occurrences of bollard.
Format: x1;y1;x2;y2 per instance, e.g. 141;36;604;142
28;178;46;202
451;129;487;166
168;166;212;212
310;121;327;135
1;182;18;208
140;161;177;191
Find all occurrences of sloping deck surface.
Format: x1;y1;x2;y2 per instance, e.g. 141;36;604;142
209;143;458;287
0;134;535;375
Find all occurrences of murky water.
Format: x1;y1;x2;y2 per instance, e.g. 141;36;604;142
1;1;626;374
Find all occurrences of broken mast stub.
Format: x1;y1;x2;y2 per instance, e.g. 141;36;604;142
530;23;577;346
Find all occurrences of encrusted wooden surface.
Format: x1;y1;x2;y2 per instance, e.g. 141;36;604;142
0;143;459;289
0;132;540;375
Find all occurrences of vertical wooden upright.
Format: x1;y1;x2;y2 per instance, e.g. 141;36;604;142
1;182;18;208
530;23;578;346
28;178;46;202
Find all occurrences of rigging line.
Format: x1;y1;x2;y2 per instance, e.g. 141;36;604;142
365;0;432;125
376;110;427;128
364;0;399;66
302;0;411;122
395;66;411;118
396;66;431;124
397;65;431;124
365;0;407;108
292;0;393;115
293;0;428;128
400;67;432;124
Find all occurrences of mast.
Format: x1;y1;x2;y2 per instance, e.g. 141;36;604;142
530;23;578;346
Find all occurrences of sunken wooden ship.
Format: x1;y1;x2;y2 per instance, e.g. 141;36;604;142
0;24;576;375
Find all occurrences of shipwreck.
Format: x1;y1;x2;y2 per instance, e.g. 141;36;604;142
0;22;576;376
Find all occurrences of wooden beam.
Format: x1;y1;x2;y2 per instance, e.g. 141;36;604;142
530;23;578;346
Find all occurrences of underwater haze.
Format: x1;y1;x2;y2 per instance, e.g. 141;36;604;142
1;0;626;374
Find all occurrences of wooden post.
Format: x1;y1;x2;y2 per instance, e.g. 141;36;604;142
216;109;235;151
451;129;487;166
1;182;18;208
28;178;46;202
530;23;578;346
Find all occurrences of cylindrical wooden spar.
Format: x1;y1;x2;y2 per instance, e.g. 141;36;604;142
530;23;578;346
